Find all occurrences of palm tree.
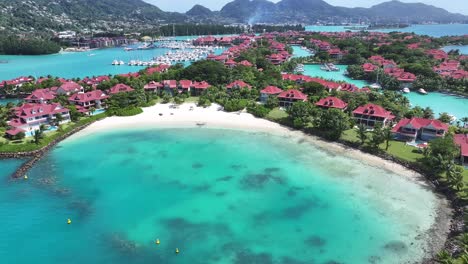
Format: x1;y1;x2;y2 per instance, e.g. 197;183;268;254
461;117;468;128
435;250;455;264
382;126;393;151
458;234;468;251
33;129;43;145
357;124;367;146
89;107;96;116
447;165;465;191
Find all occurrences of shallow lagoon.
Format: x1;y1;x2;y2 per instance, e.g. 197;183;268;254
0;128;444;263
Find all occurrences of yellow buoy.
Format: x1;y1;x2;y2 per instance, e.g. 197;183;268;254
24;175;28;179
67;218;72;224
155;239;160;245
175;248;180;254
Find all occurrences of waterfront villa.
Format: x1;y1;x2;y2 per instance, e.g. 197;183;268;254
315;96;347;110
7;103;70;133
362;63;378;73
56;81;84;95
163;80;178;92
454;134;468;166
178;80;193;93
226;80;252;91
24;88;57;104
392;118;449;141
68;90;109;114
191;81;211;96
260;86;283;103
352;104;394;128
109;84;134;94
277;89;308;108
144;81;163;92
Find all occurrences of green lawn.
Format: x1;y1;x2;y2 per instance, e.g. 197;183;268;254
266;108;288;121
340;128;468;186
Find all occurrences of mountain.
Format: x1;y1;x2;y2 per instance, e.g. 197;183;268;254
362;1;468;22
0;0;185;32
0;0;466;33
186;5;213;17
219;0;276;23
215;0;468;24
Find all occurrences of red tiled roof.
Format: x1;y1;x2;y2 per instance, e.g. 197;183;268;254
278;89;307;101
69;90;108;103
454;134;468;157
60;81;82;92
261;86;283;95
192;81;210;90
353;104;395;119
109;84;134;94
179;80;192;89
163;80;177;88
13;103;69;119
226;80;251;89
315;96;347;109
5;127;25;136
391;118;449;133
25;89;56;101
144;81;163;90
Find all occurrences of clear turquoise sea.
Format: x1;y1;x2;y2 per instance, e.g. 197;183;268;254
405;92;468;119
0;128;440;264
0;44;225;81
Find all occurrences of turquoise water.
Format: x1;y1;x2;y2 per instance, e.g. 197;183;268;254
303;64;370;88
0;128;440;263
291;46;313;58
405;92;468;119
0;98;22;106
442;45;468;55
0;45;225;81
306;24;468;37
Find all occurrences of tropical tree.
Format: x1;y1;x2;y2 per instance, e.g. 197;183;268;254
317;108;350;140
382;126;393;151
439;112;453;124
370;123;385;150
423;107;435;119
461;117;468;128
33;129;43;145
287;101;315;129
357;124;368;146
447;164;465;191
435;250;455;264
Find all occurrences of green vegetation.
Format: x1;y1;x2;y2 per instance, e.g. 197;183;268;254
0;35;60;55
111;107;143;117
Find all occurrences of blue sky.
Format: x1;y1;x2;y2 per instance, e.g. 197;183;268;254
145;0;468;15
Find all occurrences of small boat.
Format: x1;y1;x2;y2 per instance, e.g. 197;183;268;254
449;115;457;123
402;87;410;93
417;88;428;95
370;83;381;89
111;60;118;65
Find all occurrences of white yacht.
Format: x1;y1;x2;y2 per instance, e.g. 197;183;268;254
417;88;428;95
402;87;410;93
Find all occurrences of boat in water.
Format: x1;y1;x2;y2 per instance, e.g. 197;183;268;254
402;87;410;93
295;64;305;73
320;63;340;72
370;83;381;89
417;88;428;95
